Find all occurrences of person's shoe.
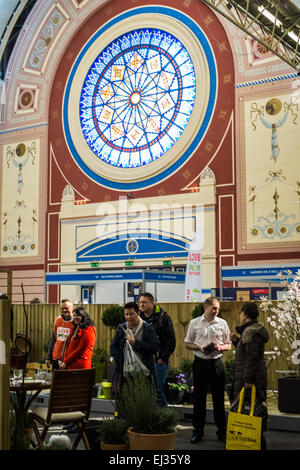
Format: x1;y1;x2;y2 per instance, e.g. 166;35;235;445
216;429;226;442
190;431;203;443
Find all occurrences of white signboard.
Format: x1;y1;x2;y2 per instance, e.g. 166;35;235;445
184;231;203;302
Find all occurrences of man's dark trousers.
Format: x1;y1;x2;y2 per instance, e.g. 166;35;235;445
192;356;226;435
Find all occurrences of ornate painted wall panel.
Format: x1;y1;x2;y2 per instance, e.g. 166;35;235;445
22;3;70;76
240;90;300;250
0;139;40;259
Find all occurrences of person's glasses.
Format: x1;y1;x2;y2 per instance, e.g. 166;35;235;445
61;307;71;311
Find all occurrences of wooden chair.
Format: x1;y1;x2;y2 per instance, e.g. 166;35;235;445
29;368;96;450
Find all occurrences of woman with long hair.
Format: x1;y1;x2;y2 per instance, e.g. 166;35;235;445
59;307;96;369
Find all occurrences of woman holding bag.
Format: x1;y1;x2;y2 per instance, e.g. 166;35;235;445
230;302;269;449
110;302;159;391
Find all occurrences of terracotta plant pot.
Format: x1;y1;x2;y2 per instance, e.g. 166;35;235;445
127;428;176;450
100;441;128;450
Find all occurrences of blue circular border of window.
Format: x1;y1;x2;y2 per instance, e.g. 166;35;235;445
63;6;217;191
80;28;196;168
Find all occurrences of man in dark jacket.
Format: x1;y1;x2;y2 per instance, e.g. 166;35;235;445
139;292;176;406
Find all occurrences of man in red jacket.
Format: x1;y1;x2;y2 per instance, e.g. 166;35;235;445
46;299;75;369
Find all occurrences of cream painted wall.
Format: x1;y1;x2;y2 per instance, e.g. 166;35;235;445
58;170;217;296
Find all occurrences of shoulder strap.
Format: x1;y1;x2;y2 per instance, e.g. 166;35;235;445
237;385;256;416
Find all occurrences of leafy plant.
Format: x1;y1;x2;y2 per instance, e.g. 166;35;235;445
191;303;204;319
149;407;179;434
92;347;108;364
224;359;235;383
99;418;128;444
168;373;189;391
166;367;181;380
180;358;193;379
260;270;300;376
116;372;179;434
102;304;125;329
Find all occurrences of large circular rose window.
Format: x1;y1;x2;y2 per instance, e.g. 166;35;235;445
80;29;196;168
63;7;217;190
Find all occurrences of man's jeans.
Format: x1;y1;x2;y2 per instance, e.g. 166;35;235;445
155;362;168;406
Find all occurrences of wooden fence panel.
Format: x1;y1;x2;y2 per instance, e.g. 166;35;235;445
10;302;289;390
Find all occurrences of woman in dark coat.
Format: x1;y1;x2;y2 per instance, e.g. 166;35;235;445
230;302;269;403
110;301;159;393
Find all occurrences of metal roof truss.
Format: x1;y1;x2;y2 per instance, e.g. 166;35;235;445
201;0;300;70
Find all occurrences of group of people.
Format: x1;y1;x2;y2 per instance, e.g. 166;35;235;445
185;297;268;444
46;299;96;370
46;295;269;445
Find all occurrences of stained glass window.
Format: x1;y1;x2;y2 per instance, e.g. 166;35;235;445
79;28;196;168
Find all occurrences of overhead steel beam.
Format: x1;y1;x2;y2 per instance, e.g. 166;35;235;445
201;0;300;71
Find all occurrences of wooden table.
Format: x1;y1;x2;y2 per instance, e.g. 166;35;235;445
10;379;51;415
10;379;51;448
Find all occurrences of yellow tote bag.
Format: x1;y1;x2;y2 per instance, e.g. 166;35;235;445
225;385;262;450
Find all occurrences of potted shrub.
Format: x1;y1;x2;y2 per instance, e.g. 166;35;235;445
102;304;125;330
115;372;179;450
101;305;125;381
191;303;204;319
99;418;128;450
92;347;108;384
260;271;300;413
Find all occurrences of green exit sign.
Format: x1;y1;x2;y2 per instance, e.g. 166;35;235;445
125;261;133;266
91;262;99;267
163;260;172;266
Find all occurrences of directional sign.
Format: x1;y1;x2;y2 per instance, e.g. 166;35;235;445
45;270;186;285
221;264;299;282
46;271;144;284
